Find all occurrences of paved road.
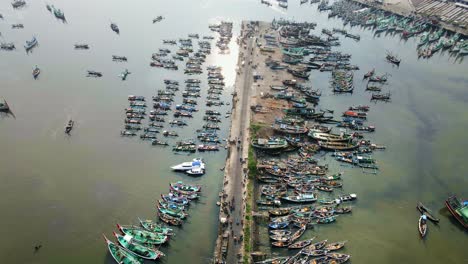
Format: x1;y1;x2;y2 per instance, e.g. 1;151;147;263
225;32;254;264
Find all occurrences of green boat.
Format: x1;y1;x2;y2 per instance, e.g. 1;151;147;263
317;215;336;224
418;32;429;46
103;235;142;264
251;138;288;150
443;34;460;49
117;224;168;245
114;232;164;260
158;206;187;219
428;29;444;43
138;218;174;235
170;181;201;193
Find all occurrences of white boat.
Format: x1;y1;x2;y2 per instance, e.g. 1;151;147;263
171;158;205;171
186;166;205;176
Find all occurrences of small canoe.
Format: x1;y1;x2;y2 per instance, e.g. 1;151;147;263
419;215;427;238
416;202;440;223
301;239;328;254
103;234;142;264
113;232;163;260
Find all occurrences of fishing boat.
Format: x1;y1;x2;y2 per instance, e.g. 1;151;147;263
153;16;164;23
268;221;289;229
117;224;169;245
0;99;10;112
445;195;468;229
158;212;183;226
371;93;391;101
170;181;201;194
281;193;317;203
386;52;401;65
310;132;353;142
416;202;439;223
288;237;316;249
363;69;374;79
319;141;359;151
317;215;336;224
113;232;163;260
32;65;40;79
53;7;65;20
87;70;102;77
138;218;174;235
369;74;388;83
326;253;350;262
12;0;26;9
119;69;131;80
74;44;89;49
301;239;328;254
158;207;187;219
1;43;16;50
324;241;346;251
418;214;427;237
252;138;288;150
24;37;38;51
65;120;74;134
110;23;120;34
103;235;142;264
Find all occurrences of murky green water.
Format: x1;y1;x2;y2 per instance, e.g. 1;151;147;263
0;0;467;263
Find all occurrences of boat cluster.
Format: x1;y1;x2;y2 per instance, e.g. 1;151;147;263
363;69;392;102
150;35;213;73
122;66;228;152
314;0;467;57
209;21;233;54
102;180;202;263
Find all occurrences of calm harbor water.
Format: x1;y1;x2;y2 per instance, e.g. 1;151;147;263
0;0;467;263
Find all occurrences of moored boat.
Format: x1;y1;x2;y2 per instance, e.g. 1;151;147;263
445;195;468;229
416;202;440;223
103;235;142;264
113;232;163;260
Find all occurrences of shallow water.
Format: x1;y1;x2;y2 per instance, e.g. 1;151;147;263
0;0;467;263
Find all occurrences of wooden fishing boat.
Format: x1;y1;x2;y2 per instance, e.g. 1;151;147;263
113;232;163;260
416;202;439;223
281;193;317;203
288;237;315;249
316;185;333;192
324;241;347;251
371;92;391;101
271;241;291;247
158;212;183;226
158;207;187;219
311;132;354;142
326;253;350;262
269;207;291;216
386;53;401;65
301;239;327;254
334;206;352;214
272;124;308;135
363;69;374;79
103;235;142;264
117;224;168;245
418;214;428;237
445;195;468;229
138;218;173;235
317;215;336;224
319;141;359;151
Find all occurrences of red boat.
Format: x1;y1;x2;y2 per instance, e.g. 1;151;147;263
445;195;468;229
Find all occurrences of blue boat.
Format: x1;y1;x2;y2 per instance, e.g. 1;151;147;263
268;221;289;229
